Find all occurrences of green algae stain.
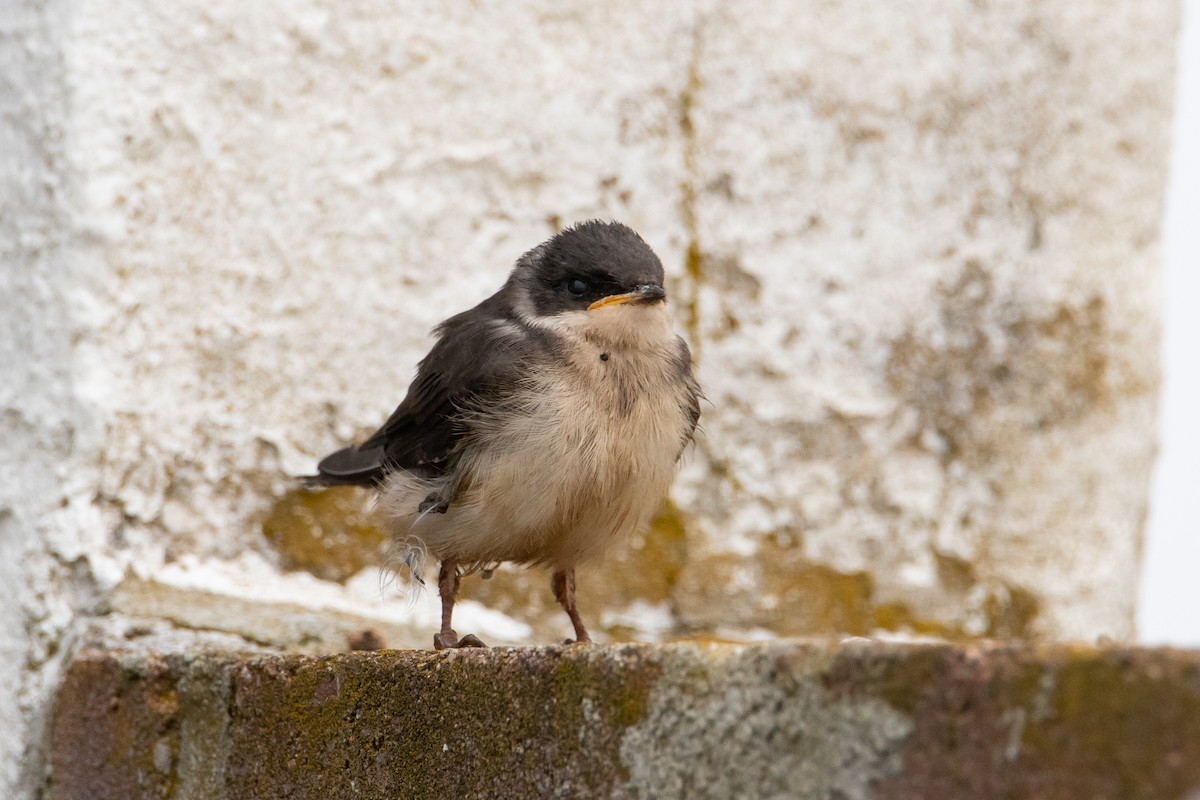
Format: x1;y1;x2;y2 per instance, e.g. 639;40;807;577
261;487;387;583
1017;652;1200;798
862;647;943;717
224;650;661;799
95;659;185;799
1005;651;1200;800
551;653;654;730
837;644;1200;800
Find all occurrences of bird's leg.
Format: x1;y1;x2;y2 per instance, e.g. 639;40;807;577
551;568;592;645
433;560;486;650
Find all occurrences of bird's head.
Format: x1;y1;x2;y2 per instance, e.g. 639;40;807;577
511;220;674;348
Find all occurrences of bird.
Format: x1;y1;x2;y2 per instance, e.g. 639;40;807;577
309;220;701;649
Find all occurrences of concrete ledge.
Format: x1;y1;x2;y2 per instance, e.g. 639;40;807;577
48;641;1200;799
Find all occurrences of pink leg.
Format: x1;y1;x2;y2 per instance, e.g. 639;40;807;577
433;560;486;650
551;569;592;645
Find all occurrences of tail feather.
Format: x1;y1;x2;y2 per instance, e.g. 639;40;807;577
303;444;387;488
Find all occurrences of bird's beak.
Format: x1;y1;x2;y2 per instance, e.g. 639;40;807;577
587;284;667;311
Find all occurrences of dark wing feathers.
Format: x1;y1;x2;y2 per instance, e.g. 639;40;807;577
313;299;533;487
362;310;529;469
312;443;389;486
674;335;702;450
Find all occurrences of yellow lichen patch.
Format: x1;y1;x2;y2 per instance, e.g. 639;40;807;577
872;580;1041;640
983;583;1041;638
673;534;1049;641
872;603;962;639
261;487;388;583
675;542;876;637
762;560;875;637
586;501;689;606
933;551;978;595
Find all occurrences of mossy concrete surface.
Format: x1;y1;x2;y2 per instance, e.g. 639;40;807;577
48;641;1200;800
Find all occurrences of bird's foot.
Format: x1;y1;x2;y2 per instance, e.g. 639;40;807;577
433;630;487;650
561;635;593;646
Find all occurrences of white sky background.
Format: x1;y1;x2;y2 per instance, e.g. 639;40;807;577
1139;0;1200;645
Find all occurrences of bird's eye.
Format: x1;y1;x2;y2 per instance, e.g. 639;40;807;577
567;278;589;297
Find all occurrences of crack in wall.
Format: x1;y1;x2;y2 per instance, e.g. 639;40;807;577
677;14;705;364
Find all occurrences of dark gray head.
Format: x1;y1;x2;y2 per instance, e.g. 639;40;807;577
512;220;667;317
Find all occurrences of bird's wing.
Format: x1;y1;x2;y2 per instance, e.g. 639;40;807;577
675;336;702;450
315;306;535;486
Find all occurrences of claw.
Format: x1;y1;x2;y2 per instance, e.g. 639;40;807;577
434;630;488;650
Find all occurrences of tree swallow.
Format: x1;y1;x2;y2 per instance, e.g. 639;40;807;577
310;220;701;649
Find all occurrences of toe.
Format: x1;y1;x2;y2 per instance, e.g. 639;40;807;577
434;631;488;650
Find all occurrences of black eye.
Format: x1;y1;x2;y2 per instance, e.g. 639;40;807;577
566;278;589;297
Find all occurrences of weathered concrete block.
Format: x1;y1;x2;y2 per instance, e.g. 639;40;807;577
48;642;1200;800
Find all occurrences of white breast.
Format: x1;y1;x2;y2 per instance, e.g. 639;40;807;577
386;303;693;573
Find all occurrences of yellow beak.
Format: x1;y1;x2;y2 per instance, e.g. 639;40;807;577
587;284;666;311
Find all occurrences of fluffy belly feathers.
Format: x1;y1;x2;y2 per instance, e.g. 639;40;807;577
381;354;690;573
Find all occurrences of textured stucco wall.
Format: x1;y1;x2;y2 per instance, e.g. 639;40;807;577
0;1;1179;797
0;1;110;793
